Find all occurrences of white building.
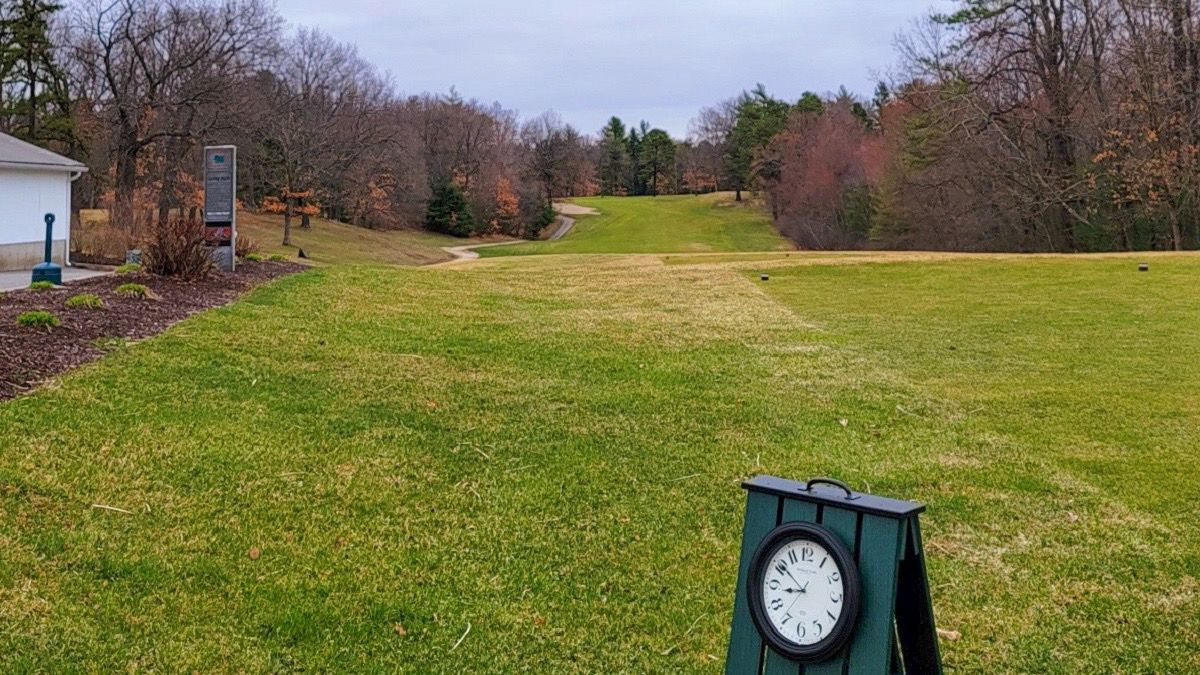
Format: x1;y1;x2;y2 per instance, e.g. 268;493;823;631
0;132;87;271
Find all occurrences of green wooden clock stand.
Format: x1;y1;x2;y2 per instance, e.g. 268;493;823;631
726;476;942;675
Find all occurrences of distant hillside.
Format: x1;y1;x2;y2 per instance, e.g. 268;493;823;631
238;212;482;266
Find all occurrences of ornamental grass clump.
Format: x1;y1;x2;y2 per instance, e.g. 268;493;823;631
29;281;55;290
115;283;149;298
65;293;104;309
17;310;60;328
236;235;260;258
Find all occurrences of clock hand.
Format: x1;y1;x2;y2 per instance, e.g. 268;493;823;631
784;590;805;614
784;569;804;589
782;575;811;613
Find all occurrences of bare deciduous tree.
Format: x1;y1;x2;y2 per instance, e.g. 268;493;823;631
67;0;279;230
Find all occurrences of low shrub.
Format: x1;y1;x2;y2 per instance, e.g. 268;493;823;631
29;280;55;290
65;293;104;309
267;253;288;262
236;235;261;258
142;218;213;279
115;283;149;298
245;253;265;262
115;262;141;274
17;310;60;328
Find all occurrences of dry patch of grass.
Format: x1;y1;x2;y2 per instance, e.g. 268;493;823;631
76;209;475;267
234;212;479;266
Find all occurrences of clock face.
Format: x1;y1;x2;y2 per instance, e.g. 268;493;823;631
748;522;861;661
760;537;845;646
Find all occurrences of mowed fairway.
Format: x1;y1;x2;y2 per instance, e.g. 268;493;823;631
478;192;793;257
1;202;1199;671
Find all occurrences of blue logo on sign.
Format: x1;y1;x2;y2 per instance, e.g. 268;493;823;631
214;155;226;164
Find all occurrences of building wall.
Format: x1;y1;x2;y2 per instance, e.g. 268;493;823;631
0;168;71;270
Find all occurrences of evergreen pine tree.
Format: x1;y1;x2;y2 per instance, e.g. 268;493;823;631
796;91;825;115
727;84;793;200
426;182;477;237
626;126;643;196
597;116;629;196
0;0;72;145
639;129;676;196
871;81;891;121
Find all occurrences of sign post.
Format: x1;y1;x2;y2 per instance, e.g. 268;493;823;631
203;145;237;272
726;475;942;674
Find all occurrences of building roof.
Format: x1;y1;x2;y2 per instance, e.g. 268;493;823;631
0;132;87;173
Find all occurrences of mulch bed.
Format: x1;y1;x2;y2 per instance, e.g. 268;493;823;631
0;261;306;400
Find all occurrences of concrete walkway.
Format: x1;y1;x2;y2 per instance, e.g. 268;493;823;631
436;239;526;265
0;267;110;292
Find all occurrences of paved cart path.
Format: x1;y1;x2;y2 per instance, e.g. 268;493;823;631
546;215;575;240
436;239;525;265
434;202;596;264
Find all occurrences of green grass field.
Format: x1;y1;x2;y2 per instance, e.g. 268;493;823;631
478;192;792;257
4;200;1199;672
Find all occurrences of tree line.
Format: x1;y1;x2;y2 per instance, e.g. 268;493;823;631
3;0;1198;252
0;0;792;245
636;0;1200;253
0;0;593;246
713;0;1200;252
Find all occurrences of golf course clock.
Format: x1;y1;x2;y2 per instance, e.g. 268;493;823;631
748;521;861;662
727;476;942;675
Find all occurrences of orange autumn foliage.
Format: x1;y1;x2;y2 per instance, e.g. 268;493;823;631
260;195;287;214
489;176;520;233
261;191;321;217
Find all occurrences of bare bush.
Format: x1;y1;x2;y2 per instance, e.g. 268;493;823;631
142;219;214;279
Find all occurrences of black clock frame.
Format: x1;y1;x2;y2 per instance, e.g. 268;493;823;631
746;521;862;663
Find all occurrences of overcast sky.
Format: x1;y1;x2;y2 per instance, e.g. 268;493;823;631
274;1;954;138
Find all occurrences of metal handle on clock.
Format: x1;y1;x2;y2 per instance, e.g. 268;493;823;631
805;477;857;499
